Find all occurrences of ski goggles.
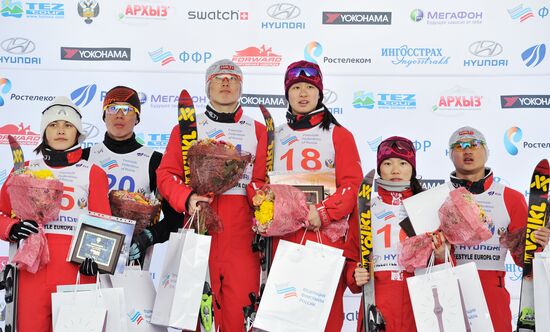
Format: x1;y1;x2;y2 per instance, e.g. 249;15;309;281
209;74;241;85
285;67;322;80
103;103;140;116
450;139;485;151
377;138;415;153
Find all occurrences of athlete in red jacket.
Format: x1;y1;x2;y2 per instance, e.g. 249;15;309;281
272;60;363;332
447;126;550;332
156;59;267;331
0;97;111;332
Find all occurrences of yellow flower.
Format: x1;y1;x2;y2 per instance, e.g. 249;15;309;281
31;169;55;179
254;200;274;225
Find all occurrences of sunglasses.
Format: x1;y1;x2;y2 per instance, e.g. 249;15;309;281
377;139;415;153
285;67;321;80
450;139;485;151
104;104;139;116
210;74;241;85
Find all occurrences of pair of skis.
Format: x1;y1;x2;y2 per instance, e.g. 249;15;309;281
516;159;550;332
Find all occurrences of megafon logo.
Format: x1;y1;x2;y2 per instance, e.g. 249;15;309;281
70;84;97;107
127;309;144;325
148;48;175;66
0;78;12;106
504;127;523;155
0;123;41;145
507;4;535;22
232;45;282;67
410;9;423;22
521;44;546;67
304;41;322;64
1;0;23;18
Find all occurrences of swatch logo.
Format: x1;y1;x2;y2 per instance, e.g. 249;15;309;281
101;159;119;170
128;309;144;325
276;283;297;299
521;44;546;67
304;41;322;64
280;134;298;146
507;4;534;22
70;84;97;107
148;48;176;66
0;78;12;106
504;127;523;155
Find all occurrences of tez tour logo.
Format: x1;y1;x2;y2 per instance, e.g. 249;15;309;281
504;127;523;155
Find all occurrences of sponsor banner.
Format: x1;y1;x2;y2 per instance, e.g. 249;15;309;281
501;95;550;109
322;11;391;25
262;3;305;29
240;94;287;108
232;45;282;67
188;9;248;21
60;47;131;61
0;123;41;145
381;46;450;67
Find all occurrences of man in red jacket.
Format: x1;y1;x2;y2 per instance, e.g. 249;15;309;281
156;59;267;331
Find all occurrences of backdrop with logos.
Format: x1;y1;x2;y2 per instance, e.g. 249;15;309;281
1;0;549;330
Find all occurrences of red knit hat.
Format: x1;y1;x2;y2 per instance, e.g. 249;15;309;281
103;86;141;123
377;136;416;174
284;60;323;100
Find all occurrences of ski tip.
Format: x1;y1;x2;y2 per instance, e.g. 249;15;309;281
366;169;375;178
7;134;16;145
178;89;194;108
535;159;550;173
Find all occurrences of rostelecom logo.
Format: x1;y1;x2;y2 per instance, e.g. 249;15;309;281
504;127;523;155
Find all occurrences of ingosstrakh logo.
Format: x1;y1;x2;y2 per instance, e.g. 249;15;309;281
504;127;523;155
304;41;322;64
521;44;546;67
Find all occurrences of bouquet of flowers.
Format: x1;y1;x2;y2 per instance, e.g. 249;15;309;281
109;190;161;236
252;184;309;236
398;187;493;272
188;139;252;233
6;168;64;273
498;226;526;264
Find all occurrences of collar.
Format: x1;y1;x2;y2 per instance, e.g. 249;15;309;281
450;168;493;194
286;107;325;130
377;182;414;205
205;104;243;123
43;145;83;167
104;132;142;154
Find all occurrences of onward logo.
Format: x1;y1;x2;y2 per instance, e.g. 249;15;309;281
70;84;97;107
501;95;550;109
0;123;41;145
352;91;375;109
128;309;144;325
276;283;297;299
26;2;64;19
77;0;99;24
504;127;523;155
323;11;391;25
232;45;282;67
188;9;248;20
508;4;535;22
381;46;450;66
207;129;225;139
1;0;23;18
280;134;298;146
148;48;175;66
0;78;12;106
119;3;170;20
0;169;7;186
262;3;305;29
521;44;546;67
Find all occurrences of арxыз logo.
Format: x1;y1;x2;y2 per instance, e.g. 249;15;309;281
503;127;523;155
501;95;550;108
322;11;391;25
77;0;99;24
119;3;170;21
1;38;35;54
0;78;12;106
521;44;546;67
232;45;282;67
70;84;97;107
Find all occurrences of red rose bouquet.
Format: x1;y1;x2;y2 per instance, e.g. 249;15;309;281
109;190;161;236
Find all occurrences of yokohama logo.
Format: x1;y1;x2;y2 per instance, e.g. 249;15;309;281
61;47;131;61
323;11;391;25
501;95;550;108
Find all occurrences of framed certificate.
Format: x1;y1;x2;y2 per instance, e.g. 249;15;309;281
294;185;324;205
70;223;125;274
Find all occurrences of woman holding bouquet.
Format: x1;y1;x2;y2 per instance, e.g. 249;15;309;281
272;60;363;331
0;96;111;332
157;59;268;331
82;86;183;263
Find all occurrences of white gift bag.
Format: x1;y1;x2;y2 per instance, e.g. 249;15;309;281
151;228;211;329
55;305;107;332
534;246;550;331
108;265;167;332
253;239;345;332
52;274;127;332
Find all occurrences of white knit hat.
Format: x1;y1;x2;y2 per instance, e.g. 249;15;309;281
205;59;243;99
448;126;489;157
40;96;86;143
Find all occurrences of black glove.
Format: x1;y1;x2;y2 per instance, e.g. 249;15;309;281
8;220;39;241
129;229;154;262
79;257;98;276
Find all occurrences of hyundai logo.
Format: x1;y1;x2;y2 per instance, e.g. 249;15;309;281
266;3;300;20
468;40;503;57
323;89;338;104
1;38;36;55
